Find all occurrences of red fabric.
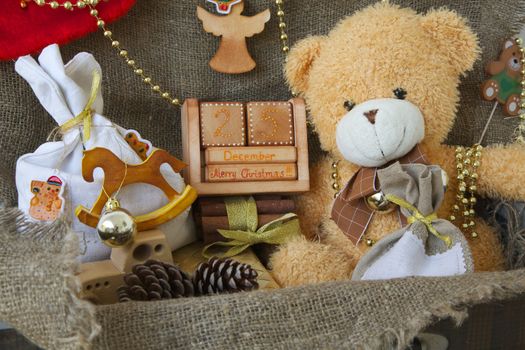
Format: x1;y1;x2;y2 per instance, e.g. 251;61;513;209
0;0;136;60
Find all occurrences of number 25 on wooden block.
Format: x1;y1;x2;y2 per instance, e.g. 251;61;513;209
200;102;246;147
247;102;294;146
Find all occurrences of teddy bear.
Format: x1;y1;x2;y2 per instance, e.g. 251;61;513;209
481;39;523;116
269;2;525;287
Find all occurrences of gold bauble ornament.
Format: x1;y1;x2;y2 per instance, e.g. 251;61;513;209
96;199;137;247
366;192;396;214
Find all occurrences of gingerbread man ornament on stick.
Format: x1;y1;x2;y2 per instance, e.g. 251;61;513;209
197;0;270;74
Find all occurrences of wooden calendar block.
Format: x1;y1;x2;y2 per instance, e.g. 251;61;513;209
247;102;294;146
181;98;310;195
205;163;297;182
200;102;246;148
205;146;297;164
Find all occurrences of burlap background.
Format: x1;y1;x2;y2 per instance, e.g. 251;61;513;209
0;0;523;206
1;0;525;349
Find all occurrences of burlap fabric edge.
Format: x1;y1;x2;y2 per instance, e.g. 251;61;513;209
0;209;524;350
0;208;100;350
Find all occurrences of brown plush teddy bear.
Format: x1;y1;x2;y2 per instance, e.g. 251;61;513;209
269;2;525;287
481;39;523;116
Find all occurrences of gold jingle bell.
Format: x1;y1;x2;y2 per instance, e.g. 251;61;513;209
365;192;396;214
96;198;137;248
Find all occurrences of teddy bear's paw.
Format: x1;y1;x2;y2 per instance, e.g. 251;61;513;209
319;218;365;257
269;236;355;287
504;94;521;116
481;80;500;101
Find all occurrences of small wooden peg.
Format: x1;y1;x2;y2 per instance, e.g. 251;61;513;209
197;1;271;74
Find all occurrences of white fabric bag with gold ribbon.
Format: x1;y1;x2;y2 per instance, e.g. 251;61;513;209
15;44;195;263
352;162;473;281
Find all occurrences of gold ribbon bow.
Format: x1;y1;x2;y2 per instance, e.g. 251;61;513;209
202;196;301;258
385;194;452;248
56;70;101;141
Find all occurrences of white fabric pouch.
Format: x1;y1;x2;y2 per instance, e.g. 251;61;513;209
352;162;473;281
15;44;196;263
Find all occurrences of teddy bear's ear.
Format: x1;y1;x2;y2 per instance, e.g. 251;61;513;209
421;9;480;75
285;35;324;93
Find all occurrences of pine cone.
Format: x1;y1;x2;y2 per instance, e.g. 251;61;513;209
117;260;194;302
193;257;259;295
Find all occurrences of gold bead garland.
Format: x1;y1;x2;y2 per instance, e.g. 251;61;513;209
275;0;290;53
450;144;482;239
26;0;291;108
514;37;525;143
26;0;95;10
331;160;340;197
86;5;181;107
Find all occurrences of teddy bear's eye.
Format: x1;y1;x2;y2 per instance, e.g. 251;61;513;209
393;88;407;100
344;100;355;111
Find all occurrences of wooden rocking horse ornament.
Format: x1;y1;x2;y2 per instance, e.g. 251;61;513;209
75;147;198;231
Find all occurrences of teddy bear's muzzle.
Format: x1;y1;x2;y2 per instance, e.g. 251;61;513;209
335;98;425;168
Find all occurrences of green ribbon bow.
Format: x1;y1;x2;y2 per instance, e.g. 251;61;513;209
202;196;301;258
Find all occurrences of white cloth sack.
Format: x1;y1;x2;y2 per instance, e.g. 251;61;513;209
352;163;473;281
15;44;196;263
357;229;469;280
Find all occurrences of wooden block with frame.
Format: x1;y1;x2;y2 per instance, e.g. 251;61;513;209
181;98;309;196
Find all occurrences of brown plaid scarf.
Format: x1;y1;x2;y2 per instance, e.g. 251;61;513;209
330;145;428;245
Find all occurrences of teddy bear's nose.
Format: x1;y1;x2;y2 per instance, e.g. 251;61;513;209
364;109;378;124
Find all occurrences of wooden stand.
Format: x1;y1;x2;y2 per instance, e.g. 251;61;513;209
78;229;173;305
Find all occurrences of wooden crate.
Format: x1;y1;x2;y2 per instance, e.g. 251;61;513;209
181;98;310;196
